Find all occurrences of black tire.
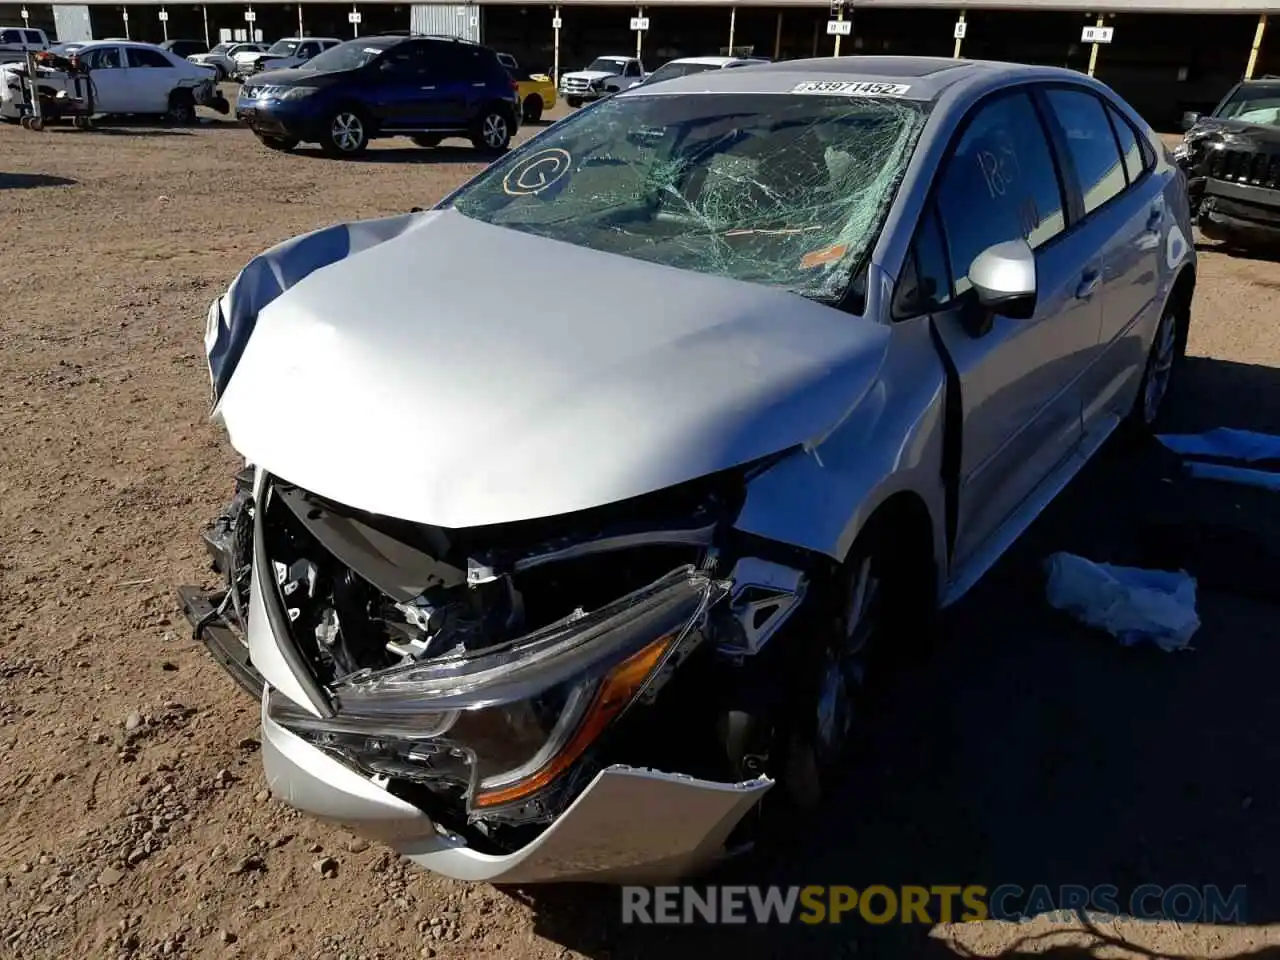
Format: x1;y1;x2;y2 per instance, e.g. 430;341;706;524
777;523;934;812
566;95;582;108
213;64;227;82
320;106;369;157
411;134;443;148
1127;291;1190;434
522;94;543;124
470;107;512;154
258;134;299;152
166;89;197;125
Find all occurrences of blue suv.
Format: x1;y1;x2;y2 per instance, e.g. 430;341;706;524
236;34;520;158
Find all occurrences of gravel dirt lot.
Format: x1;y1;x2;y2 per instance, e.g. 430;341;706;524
2;102;1280;960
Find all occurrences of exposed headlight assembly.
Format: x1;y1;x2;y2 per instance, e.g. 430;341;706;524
269;566;729;820
276;85;318;101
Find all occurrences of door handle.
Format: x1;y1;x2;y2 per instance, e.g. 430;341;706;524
1076;269;1101;300
1145;203;1164;232
419;85;435;90
471;82;486;87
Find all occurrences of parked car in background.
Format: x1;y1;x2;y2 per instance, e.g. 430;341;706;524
1175;76;1280;248
559;55;645;107
0;26;50;65
637;55;769;88
236;34;518;156
1;40;226;122
190;56;1195;884
161;39;208;60
48;41;88;57
497;51;555;122
233;37;341;79
190;41;267;81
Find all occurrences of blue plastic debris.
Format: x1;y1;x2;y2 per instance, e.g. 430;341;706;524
1044;552;1200;651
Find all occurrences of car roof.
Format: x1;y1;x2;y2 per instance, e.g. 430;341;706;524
665;56;742;66
594;55;632;62
619;54;1082;102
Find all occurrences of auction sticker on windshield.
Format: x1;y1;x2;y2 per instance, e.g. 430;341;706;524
791;81;912;97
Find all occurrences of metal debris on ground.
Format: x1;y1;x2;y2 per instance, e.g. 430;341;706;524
1044;551;1200;651
1158;427;1280;492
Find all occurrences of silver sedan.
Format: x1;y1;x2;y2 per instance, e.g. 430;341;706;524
186;55;1196;884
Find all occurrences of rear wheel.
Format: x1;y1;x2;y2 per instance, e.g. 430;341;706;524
1128;297;1187;432
470;108;512;153
257;133;298;152
321;108;369;157
522;94;543;123
411;133;443;148
566;95;582;108
166;88;197;125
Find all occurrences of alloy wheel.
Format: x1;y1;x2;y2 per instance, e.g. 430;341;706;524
331;112;364;152
482;113;508;148
1143;308;1178;424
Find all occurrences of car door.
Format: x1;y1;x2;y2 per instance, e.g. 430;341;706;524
421;41;480;127
1041;87;1165;432
366;41;437;128
924;87;1103;569
124;45;180;113
81;45;130;113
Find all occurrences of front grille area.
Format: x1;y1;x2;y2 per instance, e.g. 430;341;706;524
241;84;285;100
1207;148;1280;190
560;76;595;94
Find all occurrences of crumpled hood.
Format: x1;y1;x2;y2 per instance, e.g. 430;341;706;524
562;70;619;82
1187;116;1280;147
210;209;888;528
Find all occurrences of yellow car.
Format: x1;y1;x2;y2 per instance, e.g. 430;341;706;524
498;52;557;123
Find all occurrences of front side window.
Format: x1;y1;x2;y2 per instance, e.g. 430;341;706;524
1044;87;1126;215
83;46;123;69
0;29;23;44
127;47;173;68
586;57;624;74
24;30;43;44
935;90;1065;296
450;92;929;301
267;40;300;57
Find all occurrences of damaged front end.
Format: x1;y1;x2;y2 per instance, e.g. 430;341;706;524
182;462;809;881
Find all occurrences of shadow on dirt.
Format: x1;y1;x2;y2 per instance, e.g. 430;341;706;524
291;144;495;165
1194;239;1280;264
0;171;76;189
504;356;1280;959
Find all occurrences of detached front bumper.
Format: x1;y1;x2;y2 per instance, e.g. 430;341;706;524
263;688;771;883
1199;180;1280;246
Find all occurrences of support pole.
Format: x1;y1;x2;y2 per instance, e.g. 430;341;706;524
1086;13;1104;77
833;6;843;56
728;6;736;55
774;10;782;60
953;9;965;59
553;5;561;86
122;7;130;39
298;3;304;38
811;16;818;57
635;5;643;60
352;3;359;37
1245;13;1267;79
160;6;168;41
202;4;209;47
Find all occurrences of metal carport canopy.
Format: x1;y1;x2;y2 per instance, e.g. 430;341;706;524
47;0;1280;9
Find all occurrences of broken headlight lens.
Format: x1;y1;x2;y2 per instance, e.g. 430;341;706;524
269;566;728;814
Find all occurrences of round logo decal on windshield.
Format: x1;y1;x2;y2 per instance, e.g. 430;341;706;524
502;148;573;196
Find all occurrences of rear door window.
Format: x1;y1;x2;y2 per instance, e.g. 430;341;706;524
1104;102;1146;184
1043;87;1127;215
24;30;44;45
127;47;173;68
934;90;1067;296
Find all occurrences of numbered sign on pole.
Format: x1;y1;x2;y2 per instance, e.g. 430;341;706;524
1081;25;1113;43
630;16;649;30
158;9;169;21
122;10;129;20
826;19;851;35
953;20;966;39
20;7;29;22
348;10;361;22
552;15;562;28
244;9;256;22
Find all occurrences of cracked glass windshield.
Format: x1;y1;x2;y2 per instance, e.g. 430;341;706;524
449;92;928;300
1217;83;1280;126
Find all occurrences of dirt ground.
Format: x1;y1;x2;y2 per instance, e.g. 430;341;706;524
2;101;1280;960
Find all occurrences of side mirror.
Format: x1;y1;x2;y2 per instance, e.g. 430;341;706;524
1181;110;1200;132
967;238;1037;324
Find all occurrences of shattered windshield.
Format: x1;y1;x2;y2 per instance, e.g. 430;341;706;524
267;40;300;56
302;38;391;72
1217;84;1280;127
642;61;719;85
586;57;626;74
449;92;928;301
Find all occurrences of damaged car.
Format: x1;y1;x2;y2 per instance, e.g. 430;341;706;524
1175;76;1280;248
182;56;1196;884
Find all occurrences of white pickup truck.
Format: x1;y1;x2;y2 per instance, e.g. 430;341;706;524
559;55;646;108
0;26;50;66
232;37;341;79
